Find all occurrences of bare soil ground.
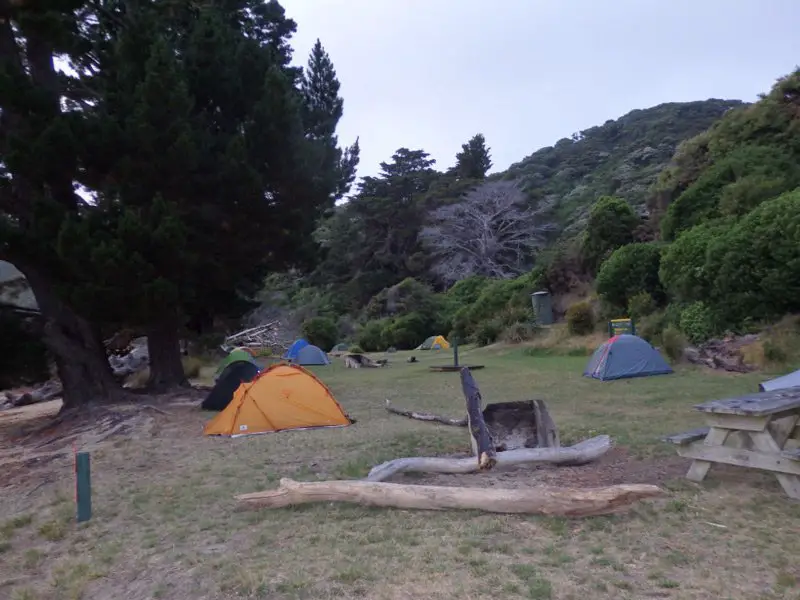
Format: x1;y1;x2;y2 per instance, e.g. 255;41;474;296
1;346;798;600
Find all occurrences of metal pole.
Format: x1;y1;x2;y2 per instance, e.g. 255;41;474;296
453;337;459;367
75;451;92;523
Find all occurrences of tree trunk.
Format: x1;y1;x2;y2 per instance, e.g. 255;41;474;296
235;477;666;517
20;266;127;410
146;319;187;390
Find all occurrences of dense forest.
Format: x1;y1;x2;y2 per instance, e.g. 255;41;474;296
1;0;798;403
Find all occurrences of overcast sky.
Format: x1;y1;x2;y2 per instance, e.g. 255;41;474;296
280;0;800;182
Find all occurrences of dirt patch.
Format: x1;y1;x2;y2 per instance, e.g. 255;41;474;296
395;447;689;489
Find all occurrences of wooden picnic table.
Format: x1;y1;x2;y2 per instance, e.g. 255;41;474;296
664;386;800;499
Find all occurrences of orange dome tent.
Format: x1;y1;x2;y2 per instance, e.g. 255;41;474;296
203;363;353;437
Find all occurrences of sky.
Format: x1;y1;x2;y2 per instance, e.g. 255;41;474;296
280;0;800;182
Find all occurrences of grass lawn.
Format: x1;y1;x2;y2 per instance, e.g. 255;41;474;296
1;344;799;600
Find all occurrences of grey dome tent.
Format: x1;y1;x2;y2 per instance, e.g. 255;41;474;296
584;334;673;381
293;344;331;366
759;369;800;392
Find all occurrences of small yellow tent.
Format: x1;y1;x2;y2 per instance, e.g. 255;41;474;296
416;335;450;350
203;363;353;437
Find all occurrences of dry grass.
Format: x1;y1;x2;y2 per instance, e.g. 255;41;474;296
1;344;799;600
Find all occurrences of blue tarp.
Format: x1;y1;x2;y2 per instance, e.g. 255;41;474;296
294;344;331;366
584;334;673;381
283;338;309;360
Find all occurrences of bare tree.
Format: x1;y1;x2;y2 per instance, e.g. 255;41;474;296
420;180;556;284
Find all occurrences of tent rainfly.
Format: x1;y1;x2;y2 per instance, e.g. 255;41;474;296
283;339;309;360
203;363;354;437
416;335;450;350
759;369;800;392
293;344;331;366
584;334;673;381
202;361;261;411
214;347;258;380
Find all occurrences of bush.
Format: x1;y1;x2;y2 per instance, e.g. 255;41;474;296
181;356;204;378
627;291;656;321
678;301;719;344
501;321;537;344
637;309;667;344
596;242;664;310
472;319;502;346
382;312;428;350
348;344;364;354
357;320;387;352
566;301;595;336
661;326;687;363
301;316;338;351
659;220;730;304
582;196;640;272
705;189;800;327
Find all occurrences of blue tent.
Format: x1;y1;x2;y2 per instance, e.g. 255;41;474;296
283;338;309;360
294;344;331;366
584;334;673;381
759;369;800;392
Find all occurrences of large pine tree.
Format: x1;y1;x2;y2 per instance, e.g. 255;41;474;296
0;0;358;401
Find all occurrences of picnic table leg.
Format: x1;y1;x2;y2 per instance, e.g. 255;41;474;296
685;427;730;483
748;430;800;500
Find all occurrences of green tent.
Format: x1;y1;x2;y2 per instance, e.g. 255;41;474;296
214;348;258;380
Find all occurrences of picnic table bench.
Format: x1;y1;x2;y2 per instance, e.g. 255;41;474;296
663;386;800;499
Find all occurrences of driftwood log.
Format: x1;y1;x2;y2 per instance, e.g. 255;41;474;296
384;399;468;426
462;367;497;469
365;435;611;482
235;477;665;517
344;354;388;369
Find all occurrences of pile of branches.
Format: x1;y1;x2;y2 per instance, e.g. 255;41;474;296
684;334;759;373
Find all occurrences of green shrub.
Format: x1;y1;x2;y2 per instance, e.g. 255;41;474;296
705;189;800;327
596;242;664;310
301;316;338;350
637;309;667;344
627;292;656;321
357;320;388;352
661;326;687;363
472;319;502;346
501;321;538;344
659;220;730;304
763;339;788;363
566;301;595;336
582;196;640;273
348;344;364;354
382;312;428;350
678;301;719;344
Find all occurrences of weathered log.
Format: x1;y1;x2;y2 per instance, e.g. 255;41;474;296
366;434;611;482
533;399;560;448
384;399;467;427
235;477;665;517
461;367;496;470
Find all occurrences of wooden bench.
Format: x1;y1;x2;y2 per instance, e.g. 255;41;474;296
667;388;800;499
662;427;710;446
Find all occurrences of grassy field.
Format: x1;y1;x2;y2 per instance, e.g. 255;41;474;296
1;344;799;600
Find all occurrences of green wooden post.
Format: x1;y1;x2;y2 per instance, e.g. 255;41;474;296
75;451;92;523
453;337;459;367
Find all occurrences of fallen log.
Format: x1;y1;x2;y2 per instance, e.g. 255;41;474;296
461;367;496;470
235;477;665;517
365;434;611;482
384;399;467;427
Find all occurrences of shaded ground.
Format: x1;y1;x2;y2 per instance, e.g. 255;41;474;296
1;346;799;600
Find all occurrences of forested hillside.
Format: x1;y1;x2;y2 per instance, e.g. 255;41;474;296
262;96;769;352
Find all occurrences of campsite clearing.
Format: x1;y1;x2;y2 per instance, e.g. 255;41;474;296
1;345;799;600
